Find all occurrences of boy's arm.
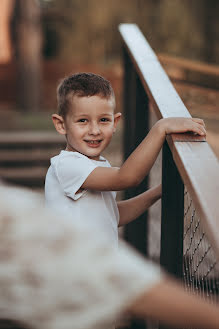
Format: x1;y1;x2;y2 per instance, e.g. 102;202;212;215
82;117;206;191
127;277;219;329
117;185;161;226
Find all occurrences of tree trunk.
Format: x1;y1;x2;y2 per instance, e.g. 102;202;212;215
16;0;42;112
203;0;218;64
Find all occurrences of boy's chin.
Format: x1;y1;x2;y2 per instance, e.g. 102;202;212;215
87;154;101;160
68;146;102;160
84;151;101;160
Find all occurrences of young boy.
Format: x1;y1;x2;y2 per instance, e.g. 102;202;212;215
45;72;206;246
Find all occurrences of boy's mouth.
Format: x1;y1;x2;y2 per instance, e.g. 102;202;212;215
84;139;102;147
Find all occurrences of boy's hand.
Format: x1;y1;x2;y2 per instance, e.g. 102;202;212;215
157;118;206;136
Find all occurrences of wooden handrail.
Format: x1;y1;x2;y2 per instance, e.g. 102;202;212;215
119;24;191;120
119;23;219;256
158;53;219;78
158;53;219;89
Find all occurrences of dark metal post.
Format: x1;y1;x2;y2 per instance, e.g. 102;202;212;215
159;141;184;329
123;47;150;255
122;47;137;159
122;47;150;329
160;141;184;277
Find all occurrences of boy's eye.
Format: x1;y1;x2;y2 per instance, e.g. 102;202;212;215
100;118;109;122
78;119;87;123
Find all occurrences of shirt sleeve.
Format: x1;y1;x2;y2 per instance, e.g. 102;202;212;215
55;153;98;200
0;184;163;329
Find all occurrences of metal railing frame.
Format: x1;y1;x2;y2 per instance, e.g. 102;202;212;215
119;23;219;329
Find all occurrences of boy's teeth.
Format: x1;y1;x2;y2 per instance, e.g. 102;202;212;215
89;141;99;144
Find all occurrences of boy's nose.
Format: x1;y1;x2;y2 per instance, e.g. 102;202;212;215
89;123;100;135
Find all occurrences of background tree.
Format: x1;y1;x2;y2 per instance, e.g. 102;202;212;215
15;0;42;112
41;0;219;65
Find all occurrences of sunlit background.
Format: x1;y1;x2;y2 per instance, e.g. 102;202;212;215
0;2;219;328
0;0;219;130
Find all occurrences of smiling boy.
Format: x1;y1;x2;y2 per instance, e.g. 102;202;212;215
45;72;206;247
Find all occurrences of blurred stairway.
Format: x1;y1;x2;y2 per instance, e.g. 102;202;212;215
0;132;65;188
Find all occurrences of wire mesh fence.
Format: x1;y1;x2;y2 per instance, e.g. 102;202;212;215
183;188;219;304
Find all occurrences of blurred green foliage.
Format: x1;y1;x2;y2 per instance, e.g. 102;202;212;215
40;0;219;65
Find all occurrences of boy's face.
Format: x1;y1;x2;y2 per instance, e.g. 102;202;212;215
58;95;121;160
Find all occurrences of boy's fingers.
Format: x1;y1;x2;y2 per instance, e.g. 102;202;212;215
195;124;206;136
189;121;205;135
198;124;206;135
190;119;206;135
192;118;205;127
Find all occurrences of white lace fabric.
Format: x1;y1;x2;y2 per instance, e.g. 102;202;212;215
0;185;162;329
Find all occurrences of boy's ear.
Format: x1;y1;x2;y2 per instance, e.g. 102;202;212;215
52;114;66;135
113;112;122;132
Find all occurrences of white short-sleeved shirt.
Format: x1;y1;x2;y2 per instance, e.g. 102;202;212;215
45;151;119;246
0;184;162;329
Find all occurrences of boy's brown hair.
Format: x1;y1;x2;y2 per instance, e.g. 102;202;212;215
57;72;115;119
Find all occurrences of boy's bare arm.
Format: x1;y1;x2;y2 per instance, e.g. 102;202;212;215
127;277;219;329
82;117;206;191
117;185;161;226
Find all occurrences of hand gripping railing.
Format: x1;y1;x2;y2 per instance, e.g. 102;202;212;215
119;23;219;329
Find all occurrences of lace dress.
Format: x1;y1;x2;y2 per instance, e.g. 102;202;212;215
0;185;162;329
